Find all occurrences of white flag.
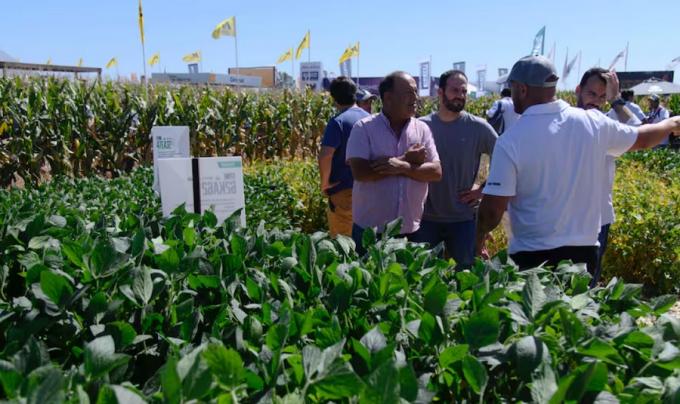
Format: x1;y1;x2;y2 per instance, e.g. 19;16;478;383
531;26;546;56
668;56;680;69
608;49;626;70
563;52;579;80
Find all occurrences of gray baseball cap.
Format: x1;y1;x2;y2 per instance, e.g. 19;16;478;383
356;88;377;102
507;55;559;87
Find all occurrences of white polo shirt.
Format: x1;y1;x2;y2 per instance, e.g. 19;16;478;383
487;97;521;132
483;100;638;254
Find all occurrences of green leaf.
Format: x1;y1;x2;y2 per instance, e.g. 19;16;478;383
84;336;129;379
311;360;363;400
455;271;480;291
439;345;469;368
105;322;137;349
511;336;551;381
361;359;400;403
183;227;196;247
522;274;546;320
423;280;448;315
106;385;146;404
360;327;387;354
177;345;212;400
202;343;244;389
0;360;21;399
155;248;180;272
399;364;418;401
25;365;65;404
28;236;60;251
577;338;624;366
530;362;558;404
187;274;220;289
462;355;488;395
132;267;153;305
161;355;181;404
62;241;86;270
462;307;500;349
39;270;73;307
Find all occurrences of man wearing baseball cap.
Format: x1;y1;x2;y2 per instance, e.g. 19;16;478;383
356;88;378;114
475;55;680;275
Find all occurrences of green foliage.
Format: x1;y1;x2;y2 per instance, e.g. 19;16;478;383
604;149;680;294
2;168;680;402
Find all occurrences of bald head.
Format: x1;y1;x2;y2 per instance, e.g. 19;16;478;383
510;82;557;114
380;71;418;121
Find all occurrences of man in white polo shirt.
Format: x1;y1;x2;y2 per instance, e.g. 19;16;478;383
475;55;680;275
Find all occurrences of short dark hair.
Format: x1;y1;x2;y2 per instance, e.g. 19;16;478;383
329;76;357;105
439;69;468;89
379;71;410;100
621;89;634;100
579;67;608;89
501;88;511;97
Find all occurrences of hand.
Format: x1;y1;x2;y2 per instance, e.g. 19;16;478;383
403;144;426;165
459;184;483;207
604;71;621;102
475;232;492;260
669;116;680;134
371;157;409;176
321;181;340;196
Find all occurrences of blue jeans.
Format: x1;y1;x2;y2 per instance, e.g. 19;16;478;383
592;223;611;287
410;219;476;269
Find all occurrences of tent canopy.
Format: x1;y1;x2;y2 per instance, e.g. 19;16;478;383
629;79;680;95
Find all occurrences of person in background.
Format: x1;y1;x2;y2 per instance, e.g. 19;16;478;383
318;77;369;237
356;88;378;114
486;87;520;134
575;67;641;286
643;94;671;146
346;71;442;253
621;89;646;121
412;70;497;268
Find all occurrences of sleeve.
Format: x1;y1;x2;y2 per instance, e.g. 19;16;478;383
320;118;341;149
345;121;370;162
420;123;440;162
479;121;498;155
486;100;499;117
482;141;516;196
661;108;670;120
595;111;639;157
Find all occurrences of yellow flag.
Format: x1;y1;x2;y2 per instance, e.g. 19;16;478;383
106;57;118;69
212;16;236;39
148;52;160;66
182;51;201;63
277;48;293;64
138;0;145;46
77;58;83;67
338;42;360;64
295;31;310;60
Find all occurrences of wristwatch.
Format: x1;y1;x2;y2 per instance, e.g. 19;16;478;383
610;98;626;108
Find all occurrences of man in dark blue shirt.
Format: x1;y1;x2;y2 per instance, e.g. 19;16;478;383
318;77;370;237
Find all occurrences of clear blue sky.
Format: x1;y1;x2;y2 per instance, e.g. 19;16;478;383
3;0;680;88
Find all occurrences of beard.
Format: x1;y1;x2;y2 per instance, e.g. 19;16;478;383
443;94;465;113
577;95;601;111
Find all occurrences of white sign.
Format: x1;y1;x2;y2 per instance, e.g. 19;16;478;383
158;157;246;226
300;61;324;90
419;61;430;90
152;126;190;192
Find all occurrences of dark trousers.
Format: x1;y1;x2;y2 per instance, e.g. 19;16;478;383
592;224;611;287
510;246;598;276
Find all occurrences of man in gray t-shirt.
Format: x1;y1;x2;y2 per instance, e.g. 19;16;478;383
412;70;498;268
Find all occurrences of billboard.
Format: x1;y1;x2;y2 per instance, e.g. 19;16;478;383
228;66;276;88
453;61;466;74
300;61;324;90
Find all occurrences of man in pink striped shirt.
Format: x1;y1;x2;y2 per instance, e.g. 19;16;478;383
346;71;442;253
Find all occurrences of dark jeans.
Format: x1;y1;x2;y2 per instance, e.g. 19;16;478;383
409;219;476;269
510;245;598;276
352;223;413;256
592;224;611;287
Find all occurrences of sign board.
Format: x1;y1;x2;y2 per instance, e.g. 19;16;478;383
339;59;352;77
151;126;190;192
228;66;276;88
453;61;466;74
150;72;261;87
300;61;324;90
419;61;431;90
158;157;246;226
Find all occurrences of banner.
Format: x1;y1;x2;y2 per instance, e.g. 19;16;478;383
158;156;246;226
498;68;508;77
477;68;486;92
339;59;352;77
151;126;191;192
419;61;431;90
453;61;466;74
532;26;545;56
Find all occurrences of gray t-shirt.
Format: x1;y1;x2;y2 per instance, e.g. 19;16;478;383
419;112;497;222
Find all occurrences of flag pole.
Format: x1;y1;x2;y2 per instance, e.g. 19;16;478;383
357;42;360;88
307;30;311;63
578;51;582;82
624;42;629;71
234;34;240;92
291;49;295;89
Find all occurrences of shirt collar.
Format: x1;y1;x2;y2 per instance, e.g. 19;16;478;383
379;111;414;131
522;99;570;116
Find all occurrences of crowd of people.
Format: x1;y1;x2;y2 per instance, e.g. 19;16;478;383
318;55;680;286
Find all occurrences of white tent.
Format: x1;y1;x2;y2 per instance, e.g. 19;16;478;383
0;50;17;62
629;79;680;95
